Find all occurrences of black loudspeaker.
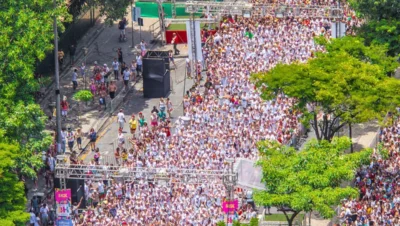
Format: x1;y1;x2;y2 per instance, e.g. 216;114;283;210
54;178;86;208
142;51;170;98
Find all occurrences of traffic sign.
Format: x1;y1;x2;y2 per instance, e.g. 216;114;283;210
132;7;141;22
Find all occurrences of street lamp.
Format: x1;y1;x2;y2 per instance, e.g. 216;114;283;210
53;0;62;154
222;158;238;224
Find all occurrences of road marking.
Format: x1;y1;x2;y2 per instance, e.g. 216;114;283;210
79;116;116;161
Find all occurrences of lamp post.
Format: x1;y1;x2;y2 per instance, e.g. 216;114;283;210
222;158;238;224
131;0;135;48
53;0;62;154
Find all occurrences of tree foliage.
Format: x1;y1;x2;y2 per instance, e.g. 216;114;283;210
347;0;400;21
254;137;372;226
315;36;398;76
0;0;68;180
73;89;94;102
251;37;400;141
356;20;400;57
0;2;69;224
347;0;400;56
0;1;68;224
95;0;132;25
0;143;30;225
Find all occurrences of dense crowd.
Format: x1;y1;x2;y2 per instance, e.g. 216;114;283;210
339;114;400;226
30;1;366;225
68;12;339;225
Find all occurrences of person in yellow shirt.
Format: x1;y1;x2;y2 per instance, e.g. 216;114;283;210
121;149;128;166
129;114;137;139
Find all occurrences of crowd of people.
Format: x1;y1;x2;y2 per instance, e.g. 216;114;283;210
339;113;400;226
67;7;350;225
29;1;371;225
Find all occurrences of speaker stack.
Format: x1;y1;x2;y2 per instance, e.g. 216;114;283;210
142;51;171;98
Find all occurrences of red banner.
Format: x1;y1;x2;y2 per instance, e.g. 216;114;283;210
165;30;218;44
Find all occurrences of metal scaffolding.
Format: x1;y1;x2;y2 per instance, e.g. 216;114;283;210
251;4;343;19
157;0;167;45
165;18;217;24
183;2;343;19
55;163;237;189
185;1;253;15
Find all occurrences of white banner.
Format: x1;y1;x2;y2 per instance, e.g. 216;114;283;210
186;21;203;62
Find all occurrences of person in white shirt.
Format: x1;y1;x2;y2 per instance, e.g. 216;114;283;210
117;109;126;131
136;54;142;77
72;68;78;90
112;58;119;80
29;209;37;226
39;204;49;226
123;69;130;91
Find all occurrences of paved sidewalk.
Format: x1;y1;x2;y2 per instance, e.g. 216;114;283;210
39;14;162;156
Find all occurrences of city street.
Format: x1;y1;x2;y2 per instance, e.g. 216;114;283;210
81;57;194;164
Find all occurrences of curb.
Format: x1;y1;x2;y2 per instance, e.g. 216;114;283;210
77;78;140;158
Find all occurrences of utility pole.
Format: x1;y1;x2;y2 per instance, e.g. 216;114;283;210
53;0;62;154
131;0;135;48
83;47;88;90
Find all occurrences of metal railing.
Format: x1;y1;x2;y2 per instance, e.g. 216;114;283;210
149;19;161;43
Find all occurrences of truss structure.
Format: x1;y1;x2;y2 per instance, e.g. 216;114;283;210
250;4;342;19
55;164;237;188
185;1;253;15
183;1;343;19
144;50;170;58
165;18;218;24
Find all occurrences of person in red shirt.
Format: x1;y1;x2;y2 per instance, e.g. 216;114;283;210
61;96;69;121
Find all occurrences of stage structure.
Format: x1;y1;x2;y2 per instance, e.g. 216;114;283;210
172;1;342;78
55;163;237;189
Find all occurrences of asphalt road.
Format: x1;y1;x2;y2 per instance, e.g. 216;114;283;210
82;58;193;164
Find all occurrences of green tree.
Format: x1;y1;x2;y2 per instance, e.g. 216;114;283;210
251;38;400;143
356;20;400;57
346;0;400;56
315;36;398;76
216;221;226;226
0;0;68;176
249;217;259;226
253;137;372;226
347;0;400;21
96;0;133;25
0;143;30;225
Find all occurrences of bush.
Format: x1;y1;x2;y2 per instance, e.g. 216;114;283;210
233;220;241;226
217;221;226;226
249;217;259;226
73;90;93;102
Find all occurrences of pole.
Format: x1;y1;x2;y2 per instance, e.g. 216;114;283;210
53;0;62;154
84;54;87;90
131;0;135;48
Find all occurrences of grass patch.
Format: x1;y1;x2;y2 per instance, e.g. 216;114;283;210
265;213;305;222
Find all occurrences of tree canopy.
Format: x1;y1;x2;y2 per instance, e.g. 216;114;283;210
0;0;68;223
347;0;400;56
0;0;68;179
251;37;400;142
254;137;372;226
0;143;30;225
347;0;400;21
96;0;133;25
